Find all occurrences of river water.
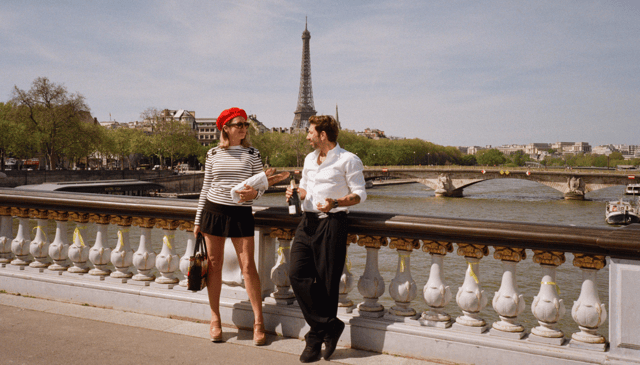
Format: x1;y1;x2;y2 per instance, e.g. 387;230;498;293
259;179;626;337
18;179;625;337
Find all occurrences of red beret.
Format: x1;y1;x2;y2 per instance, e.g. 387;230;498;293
217;107;247;130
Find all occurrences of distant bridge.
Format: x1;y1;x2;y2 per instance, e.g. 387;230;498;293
360;168;638;200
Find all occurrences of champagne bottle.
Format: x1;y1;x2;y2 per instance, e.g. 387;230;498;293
288;177;301;216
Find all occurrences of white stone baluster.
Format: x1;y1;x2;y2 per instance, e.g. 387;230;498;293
385;238;420;320
29;210;51;269
110;216;134;280
338;234;358;313
0;207;14;264
530;250;566;345
88;214;112;276
11;208;32;266
453;244;490;333
356;235;387;318
48;211;70;271
132;217;156;282
178;222;195;287
421;240;454;327
267;228;296;305
570;254;607;351
68;213;91;273
154;219;180;285
491;247;527;339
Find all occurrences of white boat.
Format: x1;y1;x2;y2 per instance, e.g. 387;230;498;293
605;198;640;225
625;183;640;195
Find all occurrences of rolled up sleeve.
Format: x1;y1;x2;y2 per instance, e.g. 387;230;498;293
345;158;367;203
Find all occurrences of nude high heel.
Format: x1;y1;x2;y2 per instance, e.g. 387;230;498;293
210;320;223;342
253;323;266;346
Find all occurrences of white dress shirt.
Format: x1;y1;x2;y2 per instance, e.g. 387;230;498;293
299;143;367;213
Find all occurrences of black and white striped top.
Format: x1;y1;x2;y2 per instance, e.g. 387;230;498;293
194;146;264;226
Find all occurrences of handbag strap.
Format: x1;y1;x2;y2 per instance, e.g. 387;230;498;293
195;233;207;256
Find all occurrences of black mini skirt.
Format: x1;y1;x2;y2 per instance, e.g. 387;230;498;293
200;200;255;238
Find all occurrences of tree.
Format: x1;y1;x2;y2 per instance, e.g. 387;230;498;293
11;77;92;170
0;102;35;170
476;149;506;166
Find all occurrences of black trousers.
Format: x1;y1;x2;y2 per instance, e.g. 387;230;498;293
289;212;348;336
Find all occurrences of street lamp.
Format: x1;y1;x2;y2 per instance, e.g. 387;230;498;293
413;151;416;166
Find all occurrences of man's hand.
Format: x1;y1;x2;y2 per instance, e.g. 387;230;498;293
237;184;258;203
316;198;335;213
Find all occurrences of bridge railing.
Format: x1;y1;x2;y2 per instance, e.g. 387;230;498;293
1;188;639;365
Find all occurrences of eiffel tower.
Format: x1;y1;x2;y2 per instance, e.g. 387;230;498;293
291;19;317;130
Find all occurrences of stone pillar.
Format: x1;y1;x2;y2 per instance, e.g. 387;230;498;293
88;214;112;276
11;208;32;266
48;211;70;271
132;217;156;282
530;250;566;345
110;216;134;279
0;207;15;264
178;221;195;287
453;243;490;333
385;237;420;320
68;213;91;273
338;234;358;313
154;219;180;285
356;235;387;318
570;254;607;351
491;247;527;339
28;209;51;268
421;240;453;328
268;228;296;305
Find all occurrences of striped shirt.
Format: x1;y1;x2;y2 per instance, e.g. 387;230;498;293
194;145;265;226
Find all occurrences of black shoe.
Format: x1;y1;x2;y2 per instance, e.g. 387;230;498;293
321;319;345;360
300;333;323;363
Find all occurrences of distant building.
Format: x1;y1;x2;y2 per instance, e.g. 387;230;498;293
551;142;591;154
496;144;527;155
195;118;219;146
358;128;387;140
592;145;615;156
467;146;488;155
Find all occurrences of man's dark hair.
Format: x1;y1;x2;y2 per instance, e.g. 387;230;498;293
308;115;339;143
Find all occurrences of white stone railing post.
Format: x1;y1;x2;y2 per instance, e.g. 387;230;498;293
68;213;91;274
570;254;607;351
11;208;32;266
29;210;51;269
0;207;15;264
48;211;70;271
267;228;296;305
110;216;134;280
491;247;527;339
530;250;566;345
421;240;454;327
88;214;112;277
337;234;358;313
356;235;387;318
178;221;195;287
154;219;180;285
131;217;156;282
385;238;420;320
454;243;490;333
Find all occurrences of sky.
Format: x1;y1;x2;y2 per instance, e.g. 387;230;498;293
1;1;639;147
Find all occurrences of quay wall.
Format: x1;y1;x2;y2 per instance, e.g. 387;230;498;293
0;170;174;188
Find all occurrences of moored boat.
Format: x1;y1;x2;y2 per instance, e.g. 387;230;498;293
625;183;640;195
605;198;640;225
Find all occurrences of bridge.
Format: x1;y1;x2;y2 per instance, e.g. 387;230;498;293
361;168;639;200
1;188;640;365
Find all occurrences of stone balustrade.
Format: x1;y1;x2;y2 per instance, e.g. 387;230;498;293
0;188;639;365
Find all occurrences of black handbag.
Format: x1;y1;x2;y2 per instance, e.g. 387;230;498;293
187;233;208;292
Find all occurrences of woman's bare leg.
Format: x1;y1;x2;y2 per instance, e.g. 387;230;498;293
231;236;264;326
204;234;225;339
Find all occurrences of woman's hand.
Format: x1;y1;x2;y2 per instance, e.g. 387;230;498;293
193;225;201;238
265;168;290;186
237;184;258;203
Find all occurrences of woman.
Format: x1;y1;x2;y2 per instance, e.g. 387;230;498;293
193;107;273;346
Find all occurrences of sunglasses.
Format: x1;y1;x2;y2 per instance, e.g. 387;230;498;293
227;122;250;129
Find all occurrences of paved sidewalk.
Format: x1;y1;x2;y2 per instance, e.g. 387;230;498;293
0;293;455;365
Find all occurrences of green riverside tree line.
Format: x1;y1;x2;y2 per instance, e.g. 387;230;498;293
1;77;637;171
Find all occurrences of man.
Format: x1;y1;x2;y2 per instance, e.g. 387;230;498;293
286;115;366;363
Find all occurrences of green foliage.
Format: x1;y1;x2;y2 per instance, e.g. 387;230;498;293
476;149;507;166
